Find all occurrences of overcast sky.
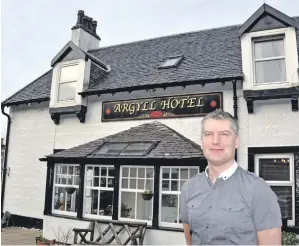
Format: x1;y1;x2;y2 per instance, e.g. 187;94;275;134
1;0;298;137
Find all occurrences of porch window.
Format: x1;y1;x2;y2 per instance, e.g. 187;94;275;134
159;167;199;228
83;165;114;219
254;154;295;226
52;164;80;217
119;166;154;224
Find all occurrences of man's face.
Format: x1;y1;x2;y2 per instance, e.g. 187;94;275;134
201;118;239;165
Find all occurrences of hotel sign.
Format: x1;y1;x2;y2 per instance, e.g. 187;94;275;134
102;92;223;122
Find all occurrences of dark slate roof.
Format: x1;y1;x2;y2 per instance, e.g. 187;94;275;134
2;16;299;106
46;121;203;160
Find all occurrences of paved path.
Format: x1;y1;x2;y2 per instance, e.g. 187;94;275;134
1;227;42;245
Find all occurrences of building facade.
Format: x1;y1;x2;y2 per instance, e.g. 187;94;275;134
1;3;299;244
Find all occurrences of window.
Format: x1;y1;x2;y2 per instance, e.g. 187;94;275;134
92;142;154;156
253;36;286;84
159;167;199;228
119;166;154;224
159;56;183;69
83;165;114;219
254;154;295;226
57;64;78;102
52;164;80;216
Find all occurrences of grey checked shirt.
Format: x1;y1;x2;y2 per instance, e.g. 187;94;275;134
179;165;282;245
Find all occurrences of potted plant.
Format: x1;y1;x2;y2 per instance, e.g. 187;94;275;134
282;231;299;245
35;235;55;245
141;189;154;200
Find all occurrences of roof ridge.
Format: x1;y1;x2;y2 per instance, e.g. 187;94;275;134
88;15;299;53
2;69;53;105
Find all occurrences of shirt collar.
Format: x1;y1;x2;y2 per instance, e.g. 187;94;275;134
205;161;238;180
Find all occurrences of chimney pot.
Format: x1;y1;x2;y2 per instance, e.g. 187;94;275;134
83;16;89;28
92;20;97;33
88;17;93;31
77;10;84;25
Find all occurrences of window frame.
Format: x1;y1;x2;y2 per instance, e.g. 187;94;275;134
254;153;295;226
52;164;80;217
159;166;200;228
83;164;115;220
56;62;79;103
118;165;154;225
252;35;287;86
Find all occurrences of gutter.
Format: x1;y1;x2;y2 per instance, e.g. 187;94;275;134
1;105;11;215
232;80;238;162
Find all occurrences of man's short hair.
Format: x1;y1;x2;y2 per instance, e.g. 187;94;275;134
201;109;239;135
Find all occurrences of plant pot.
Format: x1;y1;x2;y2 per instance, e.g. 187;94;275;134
141;193;153;200
65;187;76;194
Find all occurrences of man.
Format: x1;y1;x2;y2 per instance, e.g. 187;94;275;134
180;109;282;245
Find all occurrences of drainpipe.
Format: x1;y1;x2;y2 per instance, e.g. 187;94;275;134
232;80;238;162
1;105;11;215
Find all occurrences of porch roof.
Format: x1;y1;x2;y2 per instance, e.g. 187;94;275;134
44;121;203;160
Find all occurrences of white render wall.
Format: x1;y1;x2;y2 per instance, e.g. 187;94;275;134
3;102;55;219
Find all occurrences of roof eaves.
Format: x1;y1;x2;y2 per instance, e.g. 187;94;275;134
1;69;52;107
80;75;244;97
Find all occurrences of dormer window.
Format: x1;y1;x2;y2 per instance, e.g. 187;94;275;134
58;64;79;102
253;36;286;85
159;56;183;69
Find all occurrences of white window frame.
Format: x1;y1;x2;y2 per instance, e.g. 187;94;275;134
118;165;154;225
83;165;114;220
254;153;295;226
159;166;200;228
252;36;287;86
57;62;79;103
52;164;80;217
241;27;299;91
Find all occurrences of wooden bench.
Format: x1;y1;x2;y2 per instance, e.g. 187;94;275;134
73;220;147;245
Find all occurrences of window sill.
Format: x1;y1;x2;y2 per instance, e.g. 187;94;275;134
243;86;299;113
49;105;87;124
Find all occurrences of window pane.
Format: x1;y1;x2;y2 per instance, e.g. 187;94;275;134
54;186;78;212
255;59;286;83
180;169;188;179
60;64;79;82
130;179;137;189
58;82;76;101
138;179;145;190
162;180;170;191
108;167;114;177
95;143;128;155
146;168;154;178
100;177;106;187
271;186;292;219
254;39;284;59
101;167;107;177
163;168;170;179
107;178;114;188
161;194;178;223
122;167;129;177
138;168;145;178
94;167;99;176
130;168;137;178
180;180;187;190
67;175;73;185
145;180;153;191
61;166;67;175
122;179;128;189
259;158;290;181
99;190;113;216
171;168;179;179
121;192;135;219
136;193;152;221
84;189;98;215
171;180;179;191
120;143;152;156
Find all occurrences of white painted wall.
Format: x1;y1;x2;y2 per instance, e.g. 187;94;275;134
3;102;55;219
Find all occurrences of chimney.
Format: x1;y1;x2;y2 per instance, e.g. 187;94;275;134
71;10;100;51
